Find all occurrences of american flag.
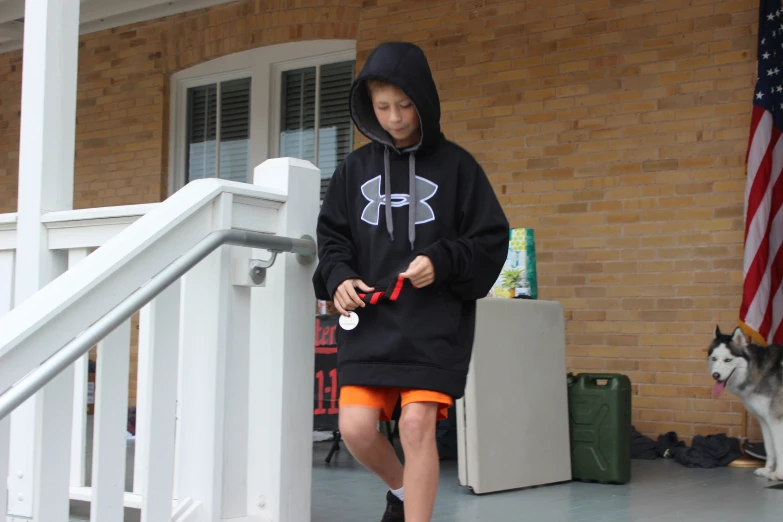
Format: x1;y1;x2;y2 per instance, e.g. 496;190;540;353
741;0;783;345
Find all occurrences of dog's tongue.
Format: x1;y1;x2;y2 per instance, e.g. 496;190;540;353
712;380;726;398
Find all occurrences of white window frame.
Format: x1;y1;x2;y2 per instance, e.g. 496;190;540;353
168;40;356;196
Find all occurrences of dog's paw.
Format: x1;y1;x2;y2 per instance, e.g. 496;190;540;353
755;467;772;478
766;471;783;481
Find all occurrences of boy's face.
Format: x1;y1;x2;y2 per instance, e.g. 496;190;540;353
370;84;421;148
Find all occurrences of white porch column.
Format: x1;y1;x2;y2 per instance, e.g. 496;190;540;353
9;0;81;517
247;158;319;522
0;251;15;519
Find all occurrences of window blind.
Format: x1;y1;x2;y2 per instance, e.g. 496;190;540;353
186;77;251;184
279;61;355;199
280;67;316;165
318;61;355;198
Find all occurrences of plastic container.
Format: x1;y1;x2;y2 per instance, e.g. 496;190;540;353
566;373;632;484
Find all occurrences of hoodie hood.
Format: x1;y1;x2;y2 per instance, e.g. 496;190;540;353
349;41;443;154
349;42;442;249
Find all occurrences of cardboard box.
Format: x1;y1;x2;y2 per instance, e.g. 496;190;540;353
489;228;538;299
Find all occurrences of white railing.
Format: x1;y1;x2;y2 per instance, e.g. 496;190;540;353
0;158;320;522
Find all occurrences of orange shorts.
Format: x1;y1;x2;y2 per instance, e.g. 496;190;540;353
339;385;453;421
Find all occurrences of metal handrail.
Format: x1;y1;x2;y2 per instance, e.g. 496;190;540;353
0;229;316;421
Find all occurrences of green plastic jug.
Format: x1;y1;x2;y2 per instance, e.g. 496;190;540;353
567;373;632;484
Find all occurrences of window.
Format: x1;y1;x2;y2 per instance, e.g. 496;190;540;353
169;40;356;196
278;61;355;198
185;77;251;183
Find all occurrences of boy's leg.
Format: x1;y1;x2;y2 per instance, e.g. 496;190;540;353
338;386;404;490
398;391;452;522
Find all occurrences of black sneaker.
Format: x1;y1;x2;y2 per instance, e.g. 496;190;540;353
381;490;404;522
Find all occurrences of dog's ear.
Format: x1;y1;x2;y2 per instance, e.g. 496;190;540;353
732;327;748;348
715;325;722;338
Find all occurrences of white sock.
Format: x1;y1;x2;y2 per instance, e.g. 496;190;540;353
391;486;404;501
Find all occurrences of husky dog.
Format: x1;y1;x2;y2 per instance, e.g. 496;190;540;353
708;326;783;481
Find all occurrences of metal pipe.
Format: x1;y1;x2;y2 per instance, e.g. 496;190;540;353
0;229;316;421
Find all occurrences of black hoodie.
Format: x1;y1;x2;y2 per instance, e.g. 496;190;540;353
312;42;510;398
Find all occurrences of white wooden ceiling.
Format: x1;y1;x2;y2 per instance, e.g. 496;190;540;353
0;0;237;53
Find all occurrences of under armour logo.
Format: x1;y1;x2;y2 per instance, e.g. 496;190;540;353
360;175;438;226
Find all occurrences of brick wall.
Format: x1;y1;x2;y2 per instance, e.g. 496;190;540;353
0;51;21;213
358;0;758;440
0;0;763;438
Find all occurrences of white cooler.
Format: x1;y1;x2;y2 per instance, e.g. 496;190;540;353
456;298;572;494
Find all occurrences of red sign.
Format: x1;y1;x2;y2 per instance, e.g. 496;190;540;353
314;315;339;431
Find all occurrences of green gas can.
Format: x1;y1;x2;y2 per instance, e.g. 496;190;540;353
567;373;632;484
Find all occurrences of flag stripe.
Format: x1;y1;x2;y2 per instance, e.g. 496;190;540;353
744;121;776;266
769;273;783;343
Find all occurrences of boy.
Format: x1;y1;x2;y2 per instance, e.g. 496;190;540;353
312;41;509;522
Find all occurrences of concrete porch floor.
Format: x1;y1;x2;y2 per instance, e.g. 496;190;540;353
48;434;783;521
311;439;783;522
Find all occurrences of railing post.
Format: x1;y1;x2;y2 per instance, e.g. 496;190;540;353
32;332;75;522
247;158;319;522
135;281;181;522
90;320;132;522
173;193;236;521
69;248;91;489
220;248;252;520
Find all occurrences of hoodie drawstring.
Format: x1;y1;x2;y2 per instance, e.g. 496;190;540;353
383;146;417;250
408;152;416;250
384;146;394;242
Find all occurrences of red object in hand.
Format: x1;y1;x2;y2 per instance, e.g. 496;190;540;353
358;276;407;305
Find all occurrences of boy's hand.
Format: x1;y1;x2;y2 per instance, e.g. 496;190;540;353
400;255;436;288
334;278;374;316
